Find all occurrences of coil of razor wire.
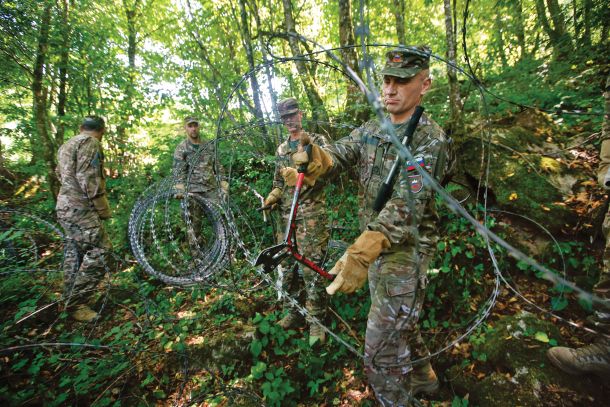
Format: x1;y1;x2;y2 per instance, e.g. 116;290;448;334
129;189;230;286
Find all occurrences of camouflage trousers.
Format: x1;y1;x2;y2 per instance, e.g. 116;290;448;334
58;208;113;305
182;191;220;263
364;248;430;406
596;208;610;332
277;213;329;319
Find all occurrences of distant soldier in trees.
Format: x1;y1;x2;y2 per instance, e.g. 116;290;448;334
173;116;226;201
287;47;455;404
56;116;112;322
263;98;331;345
173;116;227;266
547;75;610;376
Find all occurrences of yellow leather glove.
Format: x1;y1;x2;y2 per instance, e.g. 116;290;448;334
290;141;333;187
174;183;185;199
220;180;229;194
280;167;299;186
92;195;111;220
326;230;390;295
263;187;282;210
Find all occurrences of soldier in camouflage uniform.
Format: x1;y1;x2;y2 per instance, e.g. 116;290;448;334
293;47;454;404
547;74;610;376
56;116;112;322
263;98;331;345
173;116;223;201
173;116;227;265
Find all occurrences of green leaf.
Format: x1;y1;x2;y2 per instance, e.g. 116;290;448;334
551;296;568;311
250;340;263;357
534;331;549;343
259;320;270;334
250;361;266;379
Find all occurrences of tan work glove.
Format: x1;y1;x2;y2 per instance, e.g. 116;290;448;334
220;180;229;194
92;195;112;220
291;137;333;186
174;183;185;199
280;167;299;186
326;230;390;295
263;187;282;211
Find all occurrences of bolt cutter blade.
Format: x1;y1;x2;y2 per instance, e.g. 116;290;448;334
254;243;290;273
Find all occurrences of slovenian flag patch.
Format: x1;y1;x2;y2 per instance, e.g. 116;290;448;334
406;157;426;171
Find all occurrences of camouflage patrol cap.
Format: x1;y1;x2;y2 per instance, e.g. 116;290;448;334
81;115;105;131
184;116;199;125
277;98;299;117
380;45;431;79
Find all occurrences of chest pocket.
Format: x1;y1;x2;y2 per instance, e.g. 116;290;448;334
362;137;394;205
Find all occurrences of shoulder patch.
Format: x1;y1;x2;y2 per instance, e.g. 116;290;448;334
408;174;423;193
90;152;101;168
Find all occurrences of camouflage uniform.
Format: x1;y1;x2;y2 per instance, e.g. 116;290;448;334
273;132;331;320
325;114;453;404
173;139;220;255
594;74;610;333
56;132;113;304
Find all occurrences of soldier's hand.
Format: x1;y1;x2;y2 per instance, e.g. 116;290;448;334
92;196;112;220
263;187;282;211
326;231;390;295
280;167;299;186
174;183;185;199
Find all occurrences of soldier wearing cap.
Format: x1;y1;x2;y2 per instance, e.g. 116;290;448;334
263;97;331;345
56;115;113;322
173;116;224;200
173;116;227;266
286;46;455;404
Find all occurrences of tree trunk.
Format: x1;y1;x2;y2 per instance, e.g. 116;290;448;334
115;0;141;175
581;0;592;48
32;2;59;199
512;0;526;60
338;0;367;126
494;12;507;67
534;0;573;56
601;6;610;46
56;0;69;147
603;74;609;140
251;0;279;124
237;0;264;123
391;0;406;45
443;0;463;136
280;0;328;131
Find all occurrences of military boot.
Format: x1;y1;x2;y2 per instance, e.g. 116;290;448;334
71;304;99;322
547;341;610;376
410;361;439;395
308;323;326;346
278;311;301;330
587;310;610;333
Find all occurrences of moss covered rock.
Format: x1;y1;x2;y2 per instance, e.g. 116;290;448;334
456;110;588;234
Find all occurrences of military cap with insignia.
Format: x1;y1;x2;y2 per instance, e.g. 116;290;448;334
381;45;431;79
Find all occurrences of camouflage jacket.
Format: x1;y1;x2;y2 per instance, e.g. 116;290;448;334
325;113;454;254
173;139;218;194
56;132;109;213
273;132;330;219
